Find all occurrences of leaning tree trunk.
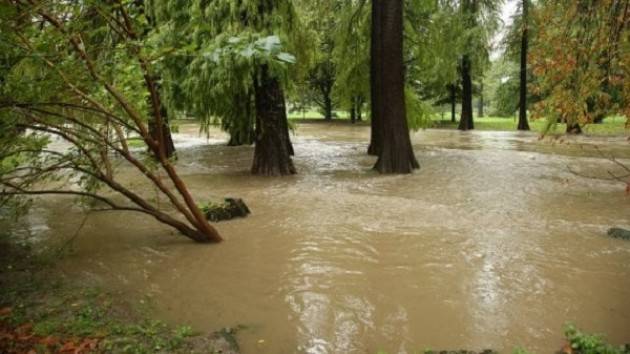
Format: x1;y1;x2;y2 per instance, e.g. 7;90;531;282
449;84;457;123
458;55;474;131
368;0;383;156
251;65;296;176
517;0;531;131
373;0;419;174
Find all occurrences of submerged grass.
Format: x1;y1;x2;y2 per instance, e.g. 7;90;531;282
0;233;239;354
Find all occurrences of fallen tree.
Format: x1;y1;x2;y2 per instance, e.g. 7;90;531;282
0;0;221;243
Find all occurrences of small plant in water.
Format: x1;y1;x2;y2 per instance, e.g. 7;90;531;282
563;324;628;354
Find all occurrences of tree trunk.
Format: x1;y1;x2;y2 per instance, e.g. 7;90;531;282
368;0;383;156
566;121;582;134
372;0;419;174
517;0;531;131
251;65;296;176
458;55;474;130
357;96;364;121
478;82;484;118
450;84;456;123
350;97;357;124
323;93;333;120
149;102;176;158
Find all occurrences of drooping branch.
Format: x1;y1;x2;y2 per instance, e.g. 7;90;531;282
2;0;223;242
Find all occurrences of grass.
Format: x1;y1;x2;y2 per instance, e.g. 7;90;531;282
287;109;350;120
0;233;240;354
430;115;628;135
177;108;628;136
126;137;146;148
288;109;628;136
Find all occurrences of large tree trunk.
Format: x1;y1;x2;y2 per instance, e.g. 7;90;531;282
517;0;531;131
372;0;419;174
368;0;383;156
251;65;296;176
458;55;474;130
450;84;456;123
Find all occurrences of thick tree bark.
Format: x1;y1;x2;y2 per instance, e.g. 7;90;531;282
517;0;531;131
368;0;383;156
458;55;474;130
251;65;296;176
372;0;419;174
449;84;457;123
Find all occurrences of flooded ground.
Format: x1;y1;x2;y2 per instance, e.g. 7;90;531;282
7;123;630;354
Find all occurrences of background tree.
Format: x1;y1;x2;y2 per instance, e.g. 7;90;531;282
457;0;502;131
332;0;370;125
153;0;310;175
517;0;530;130
301;0;339;121
530;0;629;134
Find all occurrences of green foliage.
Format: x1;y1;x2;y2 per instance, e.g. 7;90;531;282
530;0;629;133
564;324;627;354
0;0;221;242
511;347;532;354
152;0;308;142
483;59;520;116
406;88;432;131
330;0;369;115
493;75;520;117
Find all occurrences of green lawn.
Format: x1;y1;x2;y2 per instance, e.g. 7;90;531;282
288;109;350;120
288;110;628;136
177;111;628;136
126;137;146;148
431;115;628;135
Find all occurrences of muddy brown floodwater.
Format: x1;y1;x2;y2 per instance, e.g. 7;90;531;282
8;123;630;354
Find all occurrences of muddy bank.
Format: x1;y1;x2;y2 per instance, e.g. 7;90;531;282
0;237;239;354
